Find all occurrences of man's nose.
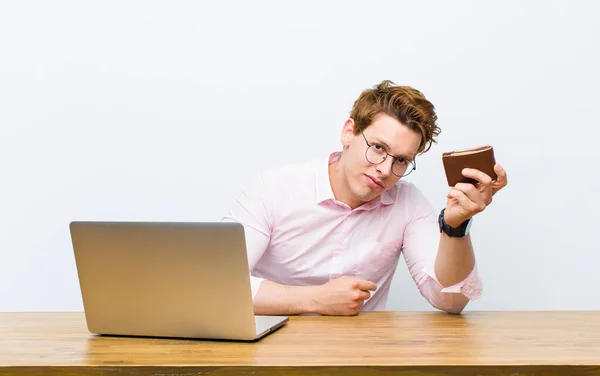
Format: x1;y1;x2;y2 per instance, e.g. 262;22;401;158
376;157;394;176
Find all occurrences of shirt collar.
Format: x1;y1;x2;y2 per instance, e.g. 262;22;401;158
315;151;396;208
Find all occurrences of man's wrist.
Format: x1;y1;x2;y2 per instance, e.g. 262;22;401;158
286;285;321;314
443;209;470;229
440;208;473;238
302;285;321;314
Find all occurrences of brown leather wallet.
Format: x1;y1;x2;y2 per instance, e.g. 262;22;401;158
442;145;497;186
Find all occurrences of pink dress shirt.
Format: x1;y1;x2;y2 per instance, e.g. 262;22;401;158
222;152;482;312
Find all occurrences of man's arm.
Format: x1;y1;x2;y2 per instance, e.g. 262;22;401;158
253;281;318;315
254;277;376;316
432;233;475;310
400;185;482;315
435;164;508;287
427;164;508;312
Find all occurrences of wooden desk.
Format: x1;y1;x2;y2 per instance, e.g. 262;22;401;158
1;311;599;375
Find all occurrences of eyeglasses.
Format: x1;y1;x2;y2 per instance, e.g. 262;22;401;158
357;125;416;177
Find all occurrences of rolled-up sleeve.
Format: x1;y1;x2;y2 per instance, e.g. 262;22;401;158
222;172;272;299
400;184;482;313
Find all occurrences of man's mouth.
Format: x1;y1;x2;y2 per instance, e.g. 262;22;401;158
365;174;384;188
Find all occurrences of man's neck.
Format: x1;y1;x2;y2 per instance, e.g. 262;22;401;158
327;157;362;209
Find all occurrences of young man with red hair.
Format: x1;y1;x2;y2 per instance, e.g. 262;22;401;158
224;80;508;315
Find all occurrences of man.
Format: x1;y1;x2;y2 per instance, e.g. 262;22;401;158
223;80;508;315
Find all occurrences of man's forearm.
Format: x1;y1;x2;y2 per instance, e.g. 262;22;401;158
253;280;319;315
434;233;475;288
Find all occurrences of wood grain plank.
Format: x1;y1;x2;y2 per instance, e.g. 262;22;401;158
1;311;599;375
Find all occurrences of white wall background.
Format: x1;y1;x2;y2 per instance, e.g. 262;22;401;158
1;0;599;312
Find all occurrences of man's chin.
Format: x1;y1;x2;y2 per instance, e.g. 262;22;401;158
350;180;383;203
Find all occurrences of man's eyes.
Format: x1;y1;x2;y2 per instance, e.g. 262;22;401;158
373;143;411;164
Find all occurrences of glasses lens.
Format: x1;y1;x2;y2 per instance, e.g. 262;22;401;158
365;145;387;164
392;160;415;177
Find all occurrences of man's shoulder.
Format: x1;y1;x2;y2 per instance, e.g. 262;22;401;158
393;179;422;197
392;179;431;206
391;180;436;218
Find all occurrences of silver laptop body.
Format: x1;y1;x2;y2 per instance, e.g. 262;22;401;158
70;221;288;341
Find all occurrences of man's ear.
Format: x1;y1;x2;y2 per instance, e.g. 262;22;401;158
341;118;356;148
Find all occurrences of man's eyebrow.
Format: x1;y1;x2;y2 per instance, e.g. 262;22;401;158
371;138;414;160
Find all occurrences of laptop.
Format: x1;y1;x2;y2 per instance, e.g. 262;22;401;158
69;221;288;341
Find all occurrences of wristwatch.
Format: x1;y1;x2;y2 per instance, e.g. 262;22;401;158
438;208;472;237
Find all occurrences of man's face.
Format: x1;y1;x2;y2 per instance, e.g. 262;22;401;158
340;113;422;206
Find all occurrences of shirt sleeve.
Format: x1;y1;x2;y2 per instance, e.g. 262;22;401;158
400;184;482;313
221;172;272;299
